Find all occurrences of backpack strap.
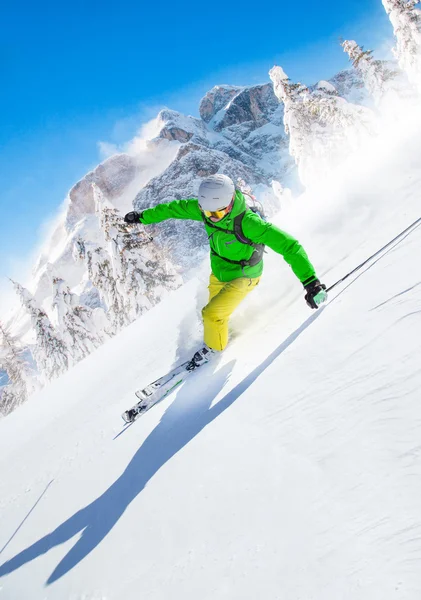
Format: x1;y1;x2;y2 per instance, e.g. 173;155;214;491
233;211;255;245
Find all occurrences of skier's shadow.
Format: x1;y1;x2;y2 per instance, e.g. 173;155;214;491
0;311;321;585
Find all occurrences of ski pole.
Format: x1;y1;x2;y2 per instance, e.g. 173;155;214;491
326;215;421;293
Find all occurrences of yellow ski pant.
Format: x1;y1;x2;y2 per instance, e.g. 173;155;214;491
202;273;260;352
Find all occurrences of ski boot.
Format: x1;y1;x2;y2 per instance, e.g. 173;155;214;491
186;345;216;372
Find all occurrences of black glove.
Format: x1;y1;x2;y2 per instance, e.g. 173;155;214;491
304;279;327;309
124;211;142;224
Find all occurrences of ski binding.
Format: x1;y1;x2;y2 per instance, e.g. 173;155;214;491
122;361;191;423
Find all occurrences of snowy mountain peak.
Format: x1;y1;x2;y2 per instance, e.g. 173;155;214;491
209;83;280;133
156;109;208;143
199;84;243;123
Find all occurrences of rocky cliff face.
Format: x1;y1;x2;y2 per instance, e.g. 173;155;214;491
199;85;241;123
67;154;140;227
208;83;280;130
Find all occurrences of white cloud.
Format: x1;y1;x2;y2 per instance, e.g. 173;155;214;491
34;197;69;266
0;197;69;323
0;278;20;322
97;115;164;159
125;116;164;155
97;141;119;159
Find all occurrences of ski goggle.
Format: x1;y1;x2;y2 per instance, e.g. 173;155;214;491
201;199;234;221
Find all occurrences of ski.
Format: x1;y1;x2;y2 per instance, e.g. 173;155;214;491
122;361;192;423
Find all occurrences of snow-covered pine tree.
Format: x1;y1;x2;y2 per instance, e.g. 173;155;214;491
72;236;86;263
0;321;32;415
382;0;421;89
269;66;376;187
92;182;181;322
117;228;181;319
71;235;111;326
86;245;126;333
92;184;131;327
100;206;128;302
342;39;403;106
52;277;104;362
268;68;309;153
12;281;71;380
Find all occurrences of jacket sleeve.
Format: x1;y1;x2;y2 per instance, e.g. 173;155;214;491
242;212;317;285
139;199;203;224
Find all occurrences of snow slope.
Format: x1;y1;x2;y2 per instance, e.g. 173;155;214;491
0;119;421;599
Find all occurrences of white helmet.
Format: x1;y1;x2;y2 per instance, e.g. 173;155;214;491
198;174;235;211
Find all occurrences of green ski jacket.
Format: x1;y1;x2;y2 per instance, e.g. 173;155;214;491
139;190;317;284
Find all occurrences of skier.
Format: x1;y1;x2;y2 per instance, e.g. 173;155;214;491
124;174;326;370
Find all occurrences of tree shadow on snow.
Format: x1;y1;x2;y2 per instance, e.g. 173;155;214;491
0;310;321;585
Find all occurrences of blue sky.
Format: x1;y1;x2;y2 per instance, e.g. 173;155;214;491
0;0;391;291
